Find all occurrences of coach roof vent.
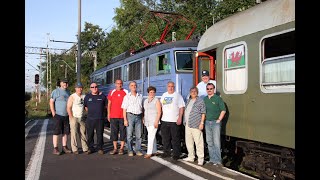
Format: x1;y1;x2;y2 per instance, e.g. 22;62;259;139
109;50;131;64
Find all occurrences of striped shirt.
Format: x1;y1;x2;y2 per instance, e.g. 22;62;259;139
183;97;206;128
121;92;143;114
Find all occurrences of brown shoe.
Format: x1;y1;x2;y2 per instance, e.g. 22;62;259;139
136;151;143;156
109;149;117;155
118;149;124;155
98;150;104;155
73;151;79;155
62;146;72;154
85;149;92;155
144;154;152;159
53;147;61;155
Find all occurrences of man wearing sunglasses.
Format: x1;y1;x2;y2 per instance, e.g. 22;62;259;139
203;83;226;167
83;82;107;155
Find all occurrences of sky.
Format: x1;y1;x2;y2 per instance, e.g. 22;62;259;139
25;0;120;92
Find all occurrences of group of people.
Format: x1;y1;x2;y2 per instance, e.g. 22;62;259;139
49;69;226;167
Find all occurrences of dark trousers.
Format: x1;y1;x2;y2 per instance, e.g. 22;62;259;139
110;118;126;141
161;121;181;157
86;118;104;150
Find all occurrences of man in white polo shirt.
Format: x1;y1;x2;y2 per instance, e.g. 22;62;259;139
122;81;143;157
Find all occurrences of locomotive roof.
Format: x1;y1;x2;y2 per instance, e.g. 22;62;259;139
91;39;198;75
197;0;295;52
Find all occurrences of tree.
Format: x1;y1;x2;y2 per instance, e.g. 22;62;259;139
45;0;259;89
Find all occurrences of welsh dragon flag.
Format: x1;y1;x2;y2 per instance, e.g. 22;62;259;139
227;45;245;68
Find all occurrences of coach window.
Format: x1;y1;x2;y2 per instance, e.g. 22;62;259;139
175;51;193;72
106;70;113;84
157;53;170;74
223;42;248;94
114;67;122;82
260;30;295;93
123;65;128;82
129;61;141;81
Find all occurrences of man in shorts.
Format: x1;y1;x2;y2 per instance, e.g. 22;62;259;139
49;78;72;155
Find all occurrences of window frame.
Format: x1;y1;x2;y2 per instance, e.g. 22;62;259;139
222;41;248;94
128;60;141;81
156;52;171;75
174;50;194;72
259;28;295;93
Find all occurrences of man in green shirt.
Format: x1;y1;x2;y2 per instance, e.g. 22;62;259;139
203;83;226;166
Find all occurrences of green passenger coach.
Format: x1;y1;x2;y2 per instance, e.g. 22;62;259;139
195;0;295;179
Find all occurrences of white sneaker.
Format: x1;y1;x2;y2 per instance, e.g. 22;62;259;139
183;157;194;162
198;159;204;165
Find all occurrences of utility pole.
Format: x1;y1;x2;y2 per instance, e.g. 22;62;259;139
38;49;42;103
49;52;52;94
46;33;49;102
77;0;81;83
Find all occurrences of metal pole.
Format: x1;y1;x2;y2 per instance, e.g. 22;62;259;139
49;53;52;94
38;50;42;103
46;33;49;101
77;0;81;83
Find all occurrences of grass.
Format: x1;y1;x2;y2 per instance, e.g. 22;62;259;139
25;95;51;123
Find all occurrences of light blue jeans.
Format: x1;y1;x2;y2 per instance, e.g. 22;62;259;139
126;113;142;152
205;120;222;164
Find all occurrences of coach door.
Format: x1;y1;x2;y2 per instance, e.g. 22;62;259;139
193;51;216;85
142;57;150;98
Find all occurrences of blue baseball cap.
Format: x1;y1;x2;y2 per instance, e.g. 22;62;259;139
75;82;83;88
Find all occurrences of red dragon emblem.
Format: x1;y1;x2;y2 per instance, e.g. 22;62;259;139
230;51;242;65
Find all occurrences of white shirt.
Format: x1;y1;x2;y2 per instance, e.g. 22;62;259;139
160;92;185;122
121;92;143;114
197;80;217;99
71;93;85;118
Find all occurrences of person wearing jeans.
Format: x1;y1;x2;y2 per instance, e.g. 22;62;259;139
203;83;226;166
122;81;143;156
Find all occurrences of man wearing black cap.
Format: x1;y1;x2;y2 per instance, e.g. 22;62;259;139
67;82;89;154
49;78;72;155
196;70;217;99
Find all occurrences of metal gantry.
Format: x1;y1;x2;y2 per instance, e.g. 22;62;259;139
25;46;69;101
25;45;98;93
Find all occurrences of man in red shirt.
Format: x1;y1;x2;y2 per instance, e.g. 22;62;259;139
107;79;128;155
